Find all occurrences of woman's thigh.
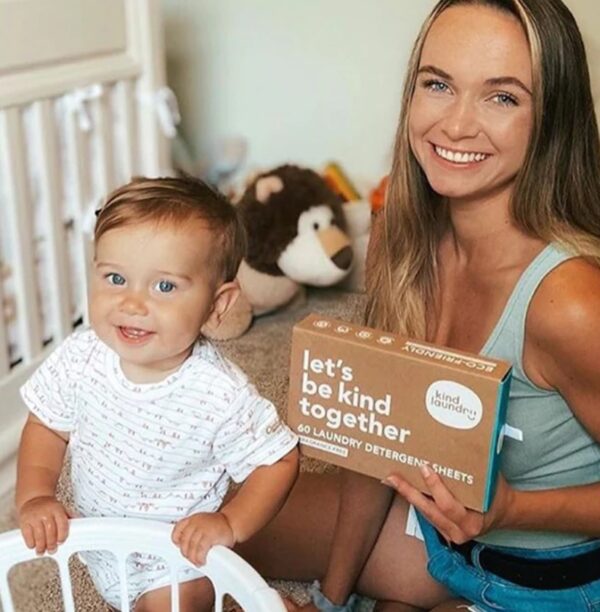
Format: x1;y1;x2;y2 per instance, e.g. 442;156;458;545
237;472;451;609
236;471;342;580
357;494;450;609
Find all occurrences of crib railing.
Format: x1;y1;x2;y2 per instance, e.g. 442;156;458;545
0;517;287;612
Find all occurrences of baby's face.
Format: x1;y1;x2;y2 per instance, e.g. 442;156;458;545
89;220;220;383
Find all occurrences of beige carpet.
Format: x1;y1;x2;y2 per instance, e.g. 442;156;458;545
0;289;374;611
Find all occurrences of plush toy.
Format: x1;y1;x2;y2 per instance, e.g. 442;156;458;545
208;164;355;340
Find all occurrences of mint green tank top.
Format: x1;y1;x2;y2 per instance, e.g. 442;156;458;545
476;244;600;549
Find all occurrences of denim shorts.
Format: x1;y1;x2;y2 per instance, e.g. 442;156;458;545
416;513;600;611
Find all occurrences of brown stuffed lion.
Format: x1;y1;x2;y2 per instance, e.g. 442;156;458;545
209;164;354;339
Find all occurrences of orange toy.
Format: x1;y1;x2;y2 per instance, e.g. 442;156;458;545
323;162;361;202
369;175;389;213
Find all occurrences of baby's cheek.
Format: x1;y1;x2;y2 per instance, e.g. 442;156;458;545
88;295;111;335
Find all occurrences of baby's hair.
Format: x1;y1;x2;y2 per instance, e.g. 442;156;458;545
95;176;246;282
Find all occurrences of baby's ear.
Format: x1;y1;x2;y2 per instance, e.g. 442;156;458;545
201;280;241;334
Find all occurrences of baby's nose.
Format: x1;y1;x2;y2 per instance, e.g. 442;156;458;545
119;292;148;316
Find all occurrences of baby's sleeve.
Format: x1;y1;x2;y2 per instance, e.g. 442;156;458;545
20;331;89;432
213;384;298;483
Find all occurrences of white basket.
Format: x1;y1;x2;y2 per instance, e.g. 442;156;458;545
0;517;286;612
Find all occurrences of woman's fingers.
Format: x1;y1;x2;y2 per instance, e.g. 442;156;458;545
385;467;486;544
384;474;454;533
419;466;468;523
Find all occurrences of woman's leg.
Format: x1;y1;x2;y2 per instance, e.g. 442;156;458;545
236;471;342;581
428;600;472;611
318;471;396;605
237;471;451;609
374;603;426;612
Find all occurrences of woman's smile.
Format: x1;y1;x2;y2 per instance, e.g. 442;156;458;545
432;144;491;165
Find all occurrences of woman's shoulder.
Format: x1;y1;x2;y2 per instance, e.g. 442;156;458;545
529;257;600;335
526;256;600;390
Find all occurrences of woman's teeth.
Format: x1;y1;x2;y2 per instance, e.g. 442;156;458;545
434;145;489;164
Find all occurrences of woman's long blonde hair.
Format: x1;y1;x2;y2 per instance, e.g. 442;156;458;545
365;0;600;338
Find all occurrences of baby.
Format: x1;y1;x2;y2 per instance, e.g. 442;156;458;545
15;176;299;611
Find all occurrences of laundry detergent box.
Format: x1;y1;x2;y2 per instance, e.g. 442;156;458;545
287;313;512;511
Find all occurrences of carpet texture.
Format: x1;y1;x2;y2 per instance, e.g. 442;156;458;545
0;289;375;611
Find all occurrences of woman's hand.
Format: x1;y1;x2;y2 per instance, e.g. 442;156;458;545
383;465;514;544
172;511;235;566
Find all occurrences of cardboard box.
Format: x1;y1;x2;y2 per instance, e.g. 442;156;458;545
287;313;512;511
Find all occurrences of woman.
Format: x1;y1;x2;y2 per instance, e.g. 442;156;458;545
239;1;600;610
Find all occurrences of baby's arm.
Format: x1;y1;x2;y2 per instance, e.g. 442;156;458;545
16;413;70;554
173;447;299;565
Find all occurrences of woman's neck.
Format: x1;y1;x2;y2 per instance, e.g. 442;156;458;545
444;191;538;267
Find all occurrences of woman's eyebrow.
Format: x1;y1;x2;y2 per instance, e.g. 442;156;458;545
418;65;453;80
485;76;532;96
418;65;531;96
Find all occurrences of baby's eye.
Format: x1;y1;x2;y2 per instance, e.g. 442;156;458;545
155;280;176;293
106;273;126;286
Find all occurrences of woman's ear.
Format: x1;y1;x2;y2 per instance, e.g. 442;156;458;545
201;280;241;335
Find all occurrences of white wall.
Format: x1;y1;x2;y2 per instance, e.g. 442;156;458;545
567;0;600;108
162;0;599;188
162;0;436;187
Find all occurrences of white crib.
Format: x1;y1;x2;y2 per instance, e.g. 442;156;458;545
0;0;178;497
0;517;287;611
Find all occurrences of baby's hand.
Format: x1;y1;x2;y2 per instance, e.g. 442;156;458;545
172;512;235;566
18;496;70;555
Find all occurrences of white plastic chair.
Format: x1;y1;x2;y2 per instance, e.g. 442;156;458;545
0;517;286;612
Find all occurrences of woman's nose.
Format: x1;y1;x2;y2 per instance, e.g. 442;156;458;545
119;292;148;316
442;97;480;141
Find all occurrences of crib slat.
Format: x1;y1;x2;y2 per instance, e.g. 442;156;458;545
92;91;115;196
214;588;224;612
170;569;180;612
0;114;8;374
0;107;44;362
115;80;138;181
0;280;9;376
0;569;15;612
57;557;76;612
118;556;130;612
130;0;170;178
64;103;92;324
33;100;72;342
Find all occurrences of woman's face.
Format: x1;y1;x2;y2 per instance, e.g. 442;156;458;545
408;5;533;205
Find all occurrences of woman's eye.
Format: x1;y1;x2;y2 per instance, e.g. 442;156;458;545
155;280;176;293
106;273;125;286
423;79;449;93
493;93;518;107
